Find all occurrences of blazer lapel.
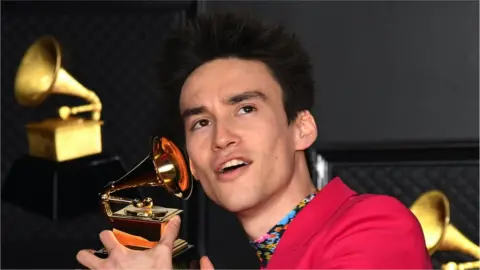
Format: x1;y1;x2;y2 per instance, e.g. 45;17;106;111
267;177;357;269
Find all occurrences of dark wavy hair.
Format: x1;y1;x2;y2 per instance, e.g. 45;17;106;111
158;12;315;128
157;12;318;182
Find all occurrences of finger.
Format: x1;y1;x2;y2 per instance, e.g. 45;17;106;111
99;230;122;252
76;249;103;269
158;216;181;249
200;256;214;270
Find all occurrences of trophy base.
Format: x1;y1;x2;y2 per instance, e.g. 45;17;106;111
109;205;183;241
26;118;103;162
94;242;198;269
1;153;129;220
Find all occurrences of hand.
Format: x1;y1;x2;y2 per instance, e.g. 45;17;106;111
76;215;182;270
199;256;214;270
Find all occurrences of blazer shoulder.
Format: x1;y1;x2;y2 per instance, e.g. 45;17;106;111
306;194;432;269
314;193;424;243
346;194;418;223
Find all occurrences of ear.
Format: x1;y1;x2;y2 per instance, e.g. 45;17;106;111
189;158;199;181
293;110;317;151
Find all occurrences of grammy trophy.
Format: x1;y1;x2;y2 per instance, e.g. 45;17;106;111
94;136;198;268
2;36;125;220
14;35;103;161
410;190;480;270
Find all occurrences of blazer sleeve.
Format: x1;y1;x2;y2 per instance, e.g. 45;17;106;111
316;195;433;269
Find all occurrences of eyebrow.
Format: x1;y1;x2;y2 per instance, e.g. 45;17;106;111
226;90;267;105
181;106;206;120
181;90;267;120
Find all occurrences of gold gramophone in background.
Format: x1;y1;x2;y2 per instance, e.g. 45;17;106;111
15;35;103;162
95;136;197;266
2;36;126;220
410;190;480;270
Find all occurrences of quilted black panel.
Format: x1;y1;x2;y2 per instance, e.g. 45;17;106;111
1;1;194;184
1;2;196;269
329;160;479;269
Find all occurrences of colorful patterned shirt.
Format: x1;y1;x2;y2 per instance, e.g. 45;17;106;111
249;190;319;269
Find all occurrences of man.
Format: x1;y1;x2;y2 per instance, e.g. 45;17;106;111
77;12;432;269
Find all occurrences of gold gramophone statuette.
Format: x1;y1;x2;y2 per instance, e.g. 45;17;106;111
99;136;194;257
410;190;480;269
14;36;103;162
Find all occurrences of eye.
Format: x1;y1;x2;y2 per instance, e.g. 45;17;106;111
191;119;211;131
238;105;256;115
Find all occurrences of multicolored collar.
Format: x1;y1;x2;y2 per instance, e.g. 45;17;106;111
249;190;319;269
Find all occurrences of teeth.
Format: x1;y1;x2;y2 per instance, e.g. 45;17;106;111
220;159;247;171
222;159;247;169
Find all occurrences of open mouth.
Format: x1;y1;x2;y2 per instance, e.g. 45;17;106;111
217;159;250;174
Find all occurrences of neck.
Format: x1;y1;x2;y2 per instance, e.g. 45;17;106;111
237;152;317;240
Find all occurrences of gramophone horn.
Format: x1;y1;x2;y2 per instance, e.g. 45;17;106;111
14;36;59;106
100;136;193;217
410;190;480;259
14;36;101;120
152;137;193;200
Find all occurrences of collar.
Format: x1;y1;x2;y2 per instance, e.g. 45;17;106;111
249;189;319;269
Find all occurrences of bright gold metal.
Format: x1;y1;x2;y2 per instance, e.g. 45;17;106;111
14;36;103;161
442;260;480;270
99;136;193;259
410;190;480;269
100;136;193;219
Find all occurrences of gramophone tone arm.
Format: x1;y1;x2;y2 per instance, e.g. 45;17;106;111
107;196;154;208
58;104;102;121
52;69;103;121
105;195;134;205
101;193;154;216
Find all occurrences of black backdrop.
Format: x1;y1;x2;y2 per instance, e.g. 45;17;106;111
201;0;479;149
198;1;479;268
1;1;479;269
1;1;205;269
198;1;480;268
1;1;195;180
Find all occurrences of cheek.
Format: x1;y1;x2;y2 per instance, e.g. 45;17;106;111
187;141;210;176
258;119;295;166
237;112;279;136
254;115;289;145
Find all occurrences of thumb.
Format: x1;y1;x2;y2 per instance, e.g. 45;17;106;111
200;256;214;270
157;215;181;250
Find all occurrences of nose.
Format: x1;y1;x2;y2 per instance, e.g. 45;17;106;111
212;120;239;151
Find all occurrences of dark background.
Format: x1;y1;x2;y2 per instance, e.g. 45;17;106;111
1;0;478;269
201;0;479;149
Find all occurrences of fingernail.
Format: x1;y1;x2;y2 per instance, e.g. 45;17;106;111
171;215;180;224
168;216;179;228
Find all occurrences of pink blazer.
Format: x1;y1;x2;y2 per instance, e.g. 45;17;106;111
267;177;433;269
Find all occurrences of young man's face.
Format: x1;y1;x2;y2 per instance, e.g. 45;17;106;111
179;58;309;214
